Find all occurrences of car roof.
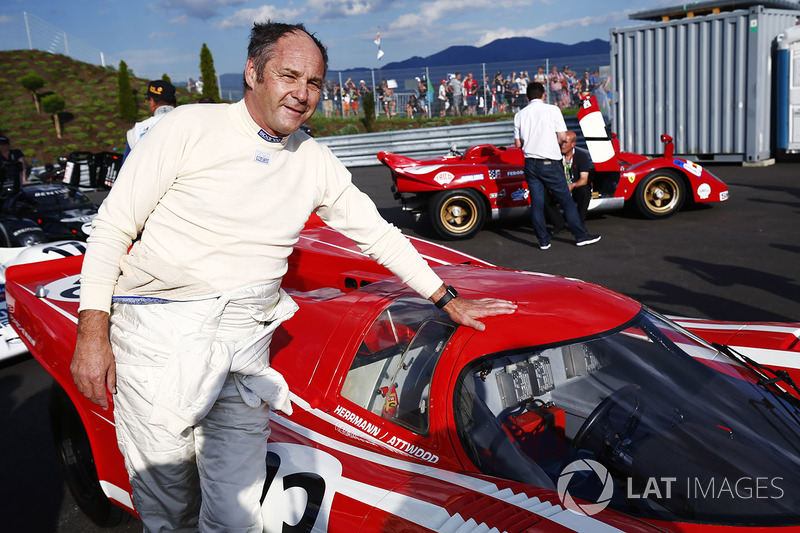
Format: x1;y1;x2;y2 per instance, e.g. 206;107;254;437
433;266;642;358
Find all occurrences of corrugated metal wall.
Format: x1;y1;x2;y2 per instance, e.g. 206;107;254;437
611;6;800;162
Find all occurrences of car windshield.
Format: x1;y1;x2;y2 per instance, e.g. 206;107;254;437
454;309;800;526
26;186;93;213
341;297;456;435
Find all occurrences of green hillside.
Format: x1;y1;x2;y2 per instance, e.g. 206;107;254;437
0;49;529;166
0;49;194;166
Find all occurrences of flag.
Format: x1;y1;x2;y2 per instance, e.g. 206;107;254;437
374;29;381;47
427;77;434;105
377;49;384;61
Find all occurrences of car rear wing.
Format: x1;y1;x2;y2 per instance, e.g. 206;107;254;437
577;95;620;172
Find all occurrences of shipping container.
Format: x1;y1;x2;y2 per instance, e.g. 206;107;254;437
776;24;800;152
610;4;800;163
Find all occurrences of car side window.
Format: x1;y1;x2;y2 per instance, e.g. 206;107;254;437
340;297;456;434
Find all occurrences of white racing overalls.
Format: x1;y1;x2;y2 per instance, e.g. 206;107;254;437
110;280;297;532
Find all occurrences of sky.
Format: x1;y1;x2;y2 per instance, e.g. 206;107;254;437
0;0;675;81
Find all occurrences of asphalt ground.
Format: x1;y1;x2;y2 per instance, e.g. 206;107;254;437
1;160;798;532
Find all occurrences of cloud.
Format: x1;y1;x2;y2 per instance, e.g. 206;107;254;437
475;10;633;45
215;5;305;30
390;0;531;30
0;15;13;24
153;0;249;20
304;0;392;18
149;30;178;39
169;15;191;24
115;47;200;76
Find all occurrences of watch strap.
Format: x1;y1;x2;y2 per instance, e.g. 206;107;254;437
434;285;458;309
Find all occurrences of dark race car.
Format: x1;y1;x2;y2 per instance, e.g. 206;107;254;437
378;96;729;239
7;216;800;532
2;182;97;241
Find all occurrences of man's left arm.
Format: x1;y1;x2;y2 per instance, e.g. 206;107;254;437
573;148;593;188
316;152;516;330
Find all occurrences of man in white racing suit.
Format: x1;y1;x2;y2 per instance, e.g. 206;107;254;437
70;22;516;532
123;79;176;162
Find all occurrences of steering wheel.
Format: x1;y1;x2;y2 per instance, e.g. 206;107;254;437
572;384;643;453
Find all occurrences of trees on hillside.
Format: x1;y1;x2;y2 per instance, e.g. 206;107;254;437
117;60;137;123
199;43;219;102
18;73;45;114
41;94;66;139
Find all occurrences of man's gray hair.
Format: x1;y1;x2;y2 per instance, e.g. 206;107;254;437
242;21;329;92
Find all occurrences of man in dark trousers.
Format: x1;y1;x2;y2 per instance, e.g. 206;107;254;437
514;82;600;250
546;130;594;234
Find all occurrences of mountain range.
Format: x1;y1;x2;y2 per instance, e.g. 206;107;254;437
378;37;610;70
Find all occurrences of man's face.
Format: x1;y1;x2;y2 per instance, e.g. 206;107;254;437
560;136;576;155
244;31;324;137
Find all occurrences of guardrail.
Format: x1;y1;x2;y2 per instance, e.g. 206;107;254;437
315;116;582;167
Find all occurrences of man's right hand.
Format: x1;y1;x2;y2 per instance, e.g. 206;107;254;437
70;309;115;410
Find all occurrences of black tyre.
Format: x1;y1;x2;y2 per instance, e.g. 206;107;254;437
634;171;686;219
429;189;486;239
49;382;128;527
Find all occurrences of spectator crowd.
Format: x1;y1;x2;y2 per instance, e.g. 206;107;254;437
312;65;610;120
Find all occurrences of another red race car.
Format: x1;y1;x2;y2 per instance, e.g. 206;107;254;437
378;96;729;239
8;216;800;532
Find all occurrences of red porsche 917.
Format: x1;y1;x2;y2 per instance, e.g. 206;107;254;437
7;217;799;532
378;96;729;239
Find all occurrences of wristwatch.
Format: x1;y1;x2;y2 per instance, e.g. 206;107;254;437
434;285;458;309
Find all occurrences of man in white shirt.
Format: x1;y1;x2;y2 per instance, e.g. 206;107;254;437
123;80;176;162
437;78;448;116
70;21;515;532
514;82;600;250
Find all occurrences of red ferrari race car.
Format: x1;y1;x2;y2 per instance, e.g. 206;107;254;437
0;240;86;362
7;217;800;532
378;96;729;239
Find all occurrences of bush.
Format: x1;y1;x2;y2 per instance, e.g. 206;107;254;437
361;91;376;132
334;123;363;136
18;73;45;92
41;93;66;138
199;43;219;102
117;60;137;122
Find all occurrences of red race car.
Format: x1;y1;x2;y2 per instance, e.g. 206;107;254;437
378;96;729;239
8;217;800;532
